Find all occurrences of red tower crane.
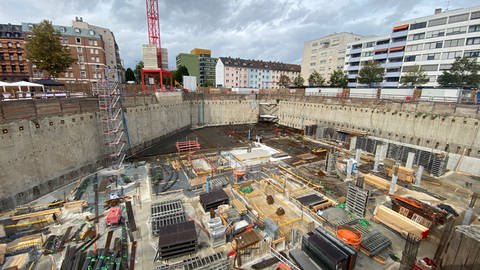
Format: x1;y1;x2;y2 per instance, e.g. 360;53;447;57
141;0;173;92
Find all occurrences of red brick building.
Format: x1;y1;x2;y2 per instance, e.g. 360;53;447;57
0;24;29;82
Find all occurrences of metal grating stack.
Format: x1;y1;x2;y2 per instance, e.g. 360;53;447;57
345;184;369;218
151;199;186;235
361;231;392;256
430;153;448;176
155;221;198;261
183;252;229;270
206;217;226;247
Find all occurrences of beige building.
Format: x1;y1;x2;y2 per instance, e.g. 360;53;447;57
301;32;362;85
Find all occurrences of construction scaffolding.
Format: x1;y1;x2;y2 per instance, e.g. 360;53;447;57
93;69;126;169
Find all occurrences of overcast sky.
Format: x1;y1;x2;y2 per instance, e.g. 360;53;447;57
1;0;478;70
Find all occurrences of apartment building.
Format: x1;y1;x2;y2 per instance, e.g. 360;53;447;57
176;48;217;86
72;17;123;82
398;7;480;87
0;24;29;82
301;32;362;84
215;57;300;89
345;6;480;88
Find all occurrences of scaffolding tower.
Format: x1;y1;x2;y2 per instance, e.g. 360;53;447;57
93;69;126;169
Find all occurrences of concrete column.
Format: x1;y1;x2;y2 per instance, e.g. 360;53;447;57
373;144;383;172
389;165;399;194
379;143;388;161
349;136;357;151
355;149;362;164
406;152;415;169
346;159;353;180
415;165;423;186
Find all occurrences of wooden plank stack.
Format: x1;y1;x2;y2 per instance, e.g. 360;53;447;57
363;174;397;192
373;205;429;239
440;225;480;269
386;166;415;183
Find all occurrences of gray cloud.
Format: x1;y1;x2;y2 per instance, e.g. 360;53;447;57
0;0;478;69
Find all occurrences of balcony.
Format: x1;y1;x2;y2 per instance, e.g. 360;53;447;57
374;43;389;50
388;51;404;58
348;82;358;88
373;53;388;60
348;56;361;62
349;47;362;54
347;65;360;71
382;81;399;88
391;30;408;38
347;74;358;79
389;40;406;47
384;61;403;68
385;71;401;77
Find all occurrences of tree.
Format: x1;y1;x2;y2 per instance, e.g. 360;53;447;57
278;75;291;88
357;61;384;87
125;68;135;82
173;65;189;84
400;65;429;87
293;76;305;87
438;57;480;88
134;61;144;84
329;70;348;87
308;71;325;86
26;20;75;78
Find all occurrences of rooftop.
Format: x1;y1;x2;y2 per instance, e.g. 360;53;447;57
219;57;301;72
21;22;102;39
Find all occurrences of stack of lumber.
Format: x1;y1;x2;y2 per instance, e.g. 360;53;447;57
363;173;397;192
386;166;415;183
2;253;29;270
11;208;61;221
374;205;429;239
0;243;6;264
63;200;88;212
440;225;480;269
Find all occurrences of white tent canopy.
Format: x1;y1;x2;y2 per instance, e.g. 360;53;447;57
8;81;45;92
0;81;12;92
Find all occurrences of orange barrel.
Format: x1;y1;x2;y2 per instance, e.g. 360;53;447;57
336;226;362;249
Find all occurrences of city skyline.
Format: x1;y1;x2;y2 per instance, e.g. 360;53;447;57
0;0;478;70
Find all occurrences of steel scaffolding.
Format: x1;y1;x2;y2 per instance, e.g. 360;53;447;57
93;70;126;169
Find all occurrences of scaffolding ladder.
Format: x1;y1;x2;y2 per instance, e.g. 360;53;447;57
93;72;126;169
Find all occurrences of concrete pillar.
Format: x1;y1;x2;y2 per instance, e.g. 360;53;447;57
389;165;399;194
415;165;423;186
406;152;415;169
380;143;388;161
355;149;362;164
373;144;382;172
346;159;353;180
350;136;357;151
463;208;473;225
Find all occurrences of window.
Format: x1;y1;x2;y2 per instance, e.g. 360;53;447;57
11;65;16;72
446;26;467;36
444;38;465;47
9;53;14;60
376;39;390;45
439;64;453;70
88;39;93;46
7;42;12;48
351;44;362;49
90;56;95;62
365;42;375;48
428;17;447;27
403;66;418;72
423;53;441;61
5;32;11;37
409;33;425;41
410;22;427;30
80;64;85;70
426;29;445;38
74;28;81;33
466;37;480;45
464;50;480;58
19;65;24;72
420;64;438;71
362;51;374;57
441;51;462;60
94;40;98;46
95;49;98;54
15;43;20;48
448;13;469;23
78;55;84;62
469;25;480;33
80;71;86;78
472;11;480;20
424;41;443;50
404;55;416;62
406;44;424;52
89;48;94;54
76;37;81;44
89;30;95;35
18;53;22;61
96;57;99;63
